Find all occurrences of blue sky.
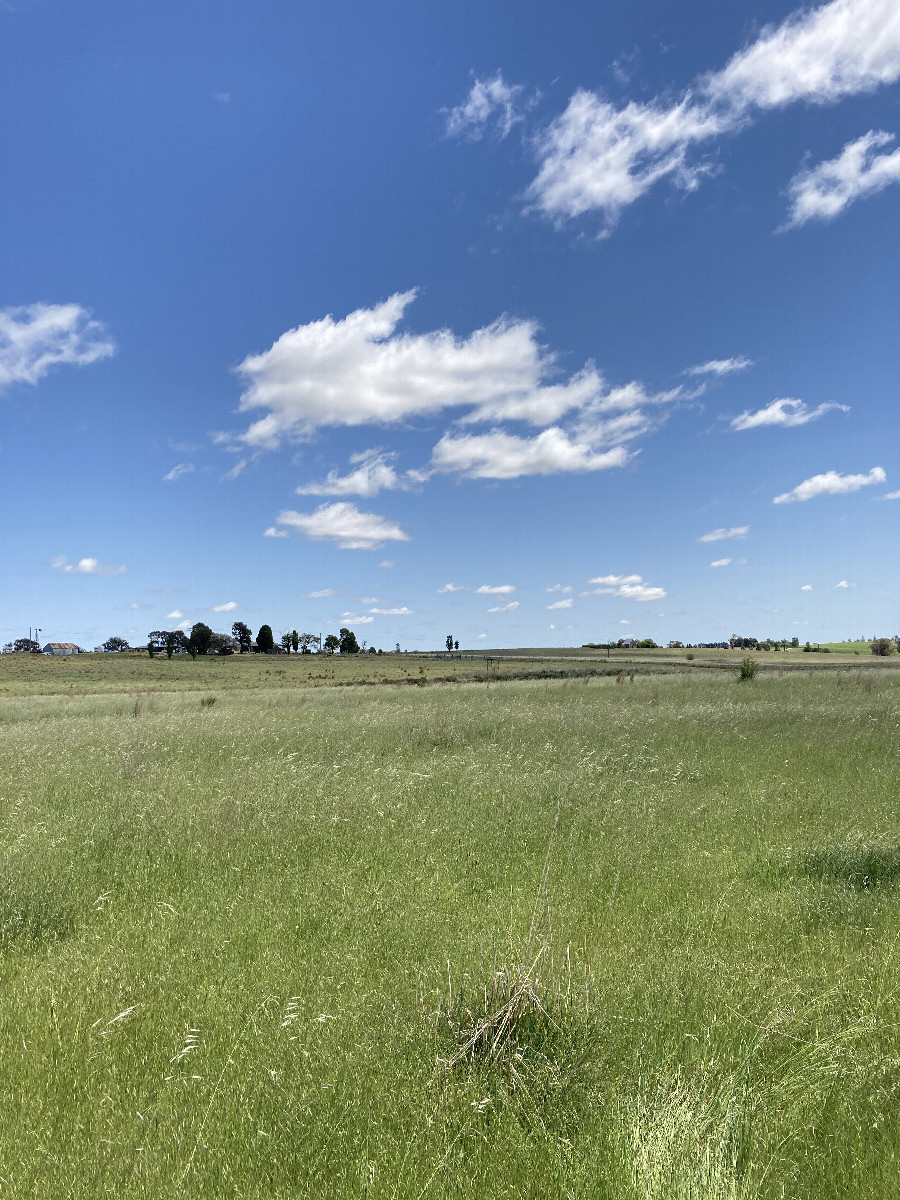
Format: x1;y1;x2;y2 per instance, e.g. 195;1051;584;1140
2;0;899;650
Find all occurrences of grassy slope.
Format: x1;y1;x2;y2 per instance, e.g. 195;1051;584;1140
2;671;900;1197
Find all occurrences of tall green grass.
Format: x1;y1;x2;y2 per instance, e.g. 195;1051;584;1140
1;671;899;1196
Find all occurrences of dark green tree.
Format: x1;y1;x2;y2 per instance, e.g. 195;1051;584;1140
14;638;40;653
323;633;340;654
339;627;359;655
188;623;213;655
257;624;275;654
103;636;130;652
291;630;299;654
232;621;252;653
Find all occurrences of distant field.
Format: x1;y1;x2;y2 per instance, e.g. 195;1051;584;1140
2;666;900;1196
2;645;897;698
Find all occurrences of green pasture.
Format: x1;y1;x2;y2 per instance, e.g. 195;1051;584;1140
2;666;900;1196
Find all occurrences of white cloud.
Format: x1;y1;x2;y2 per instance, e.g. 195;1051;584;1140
586;573;666;601
547;598;573;610
221;458;248;482
835;579;854;588
527;0;900;230
369;606;414;615
685;356;753;376
546;584;572;593
296;449;422;498
884;490;900;500
163;462;195;482
801;584;813;590
52;555;127;577
444;71;535;140
782;129;900;228
378;560;396;568
231;292;671;460
212;601;237;612
477;633;487;639
431;428;629;479
710;558;733;567
263;526;288;538
361;596;378;603
177;620;192;631
731;397;848;430
340;613;375;624
698;525;749;542
437;583;466;593
275;502;411;550
488;601;520;613
304;588;336;598
166;610;184;620
0;303;114;389
773;466;886;503
476;585;516;594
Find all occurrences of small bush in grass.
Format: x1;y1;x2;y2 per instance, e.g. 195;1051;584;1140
739;657;758;681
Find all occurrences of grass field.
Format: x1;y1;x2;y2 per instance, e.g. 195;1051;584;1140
2;660;900;1196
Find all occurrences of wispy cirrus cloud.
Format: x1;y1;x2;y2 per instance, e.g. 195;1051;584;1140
526;0;900;232
437;583;466;593
212;601;237;612
296;449;425;498
546;598;573;610
304;588;336;598
0;303;114;390
488;601;520;613
274;502;411;550
444;71;536;140
731;398;848;430
52;555;127;577
163;462;195;482
782;129;900;229
698;525;749;542
773;466;886;503
476;585;516;594
685;356;753;377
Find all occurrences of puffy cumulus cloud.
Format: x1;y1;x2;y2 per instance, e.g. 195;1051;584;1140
212;601;237;612
163;462;195;482
166;610;184;620
437;583;466;593
528;91;726;229
52;555;127;577
801;584;814;590
340;612;375;624
296;449;425;498
444;71;536;140
698;525;749;542
711;558;733;567
686;356;753;377
488;601;520;613
476;585;516;594
884;490;900;500
527;0;900;230
0;303;114;390
835;579;854;588
235;292;577;445
369;606;414;615
731;397;848;430
773;466;886;503
304;588;336;598
263;526;288;538
231;292;674;456
782;130;900;228
431;428;629;480
586;573;666;601
546;598;573;610
274;502;411;550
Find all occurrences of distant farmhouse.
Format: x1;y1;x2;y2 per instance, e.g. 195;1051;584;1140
43;642;82;656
